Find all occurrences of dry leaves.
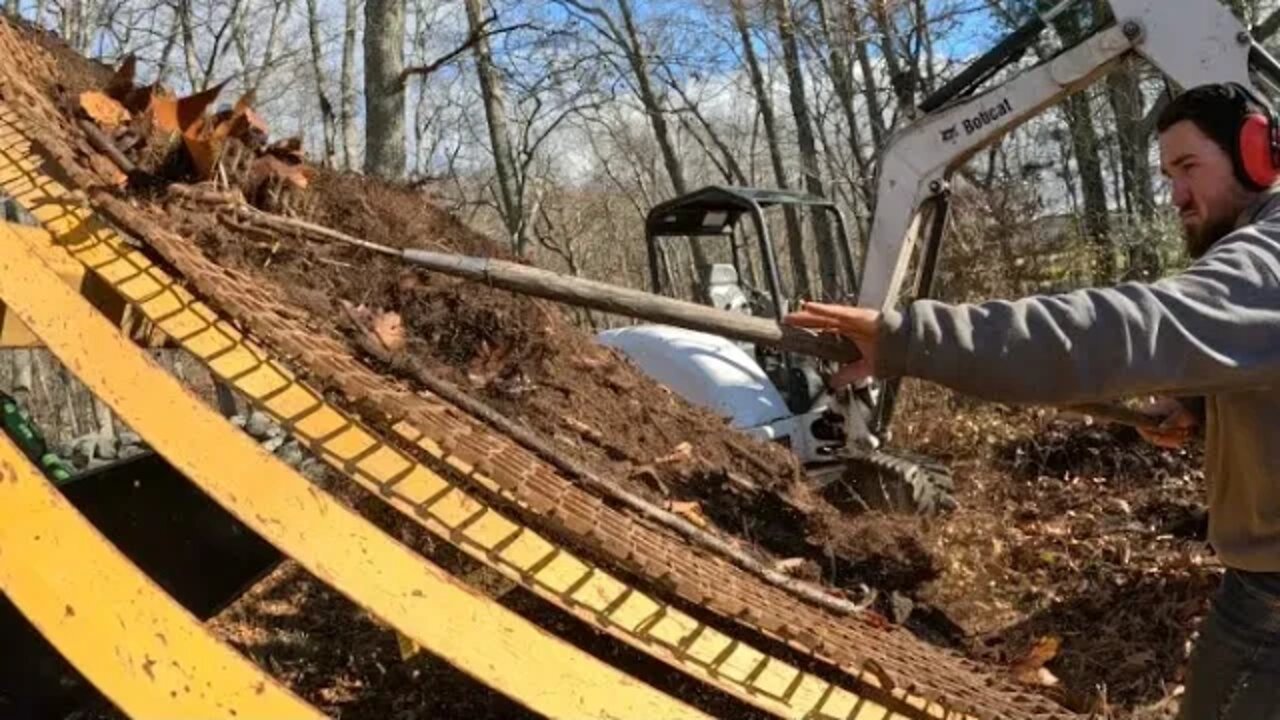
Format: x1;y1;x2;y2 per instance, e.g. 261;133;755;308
371;311;405;353
1012;635;1062;687
79;91;130;129
654;441;693;465
666;500;709;528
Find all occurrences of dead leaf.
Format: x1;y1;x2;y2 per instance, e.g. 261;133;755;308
105;54;137;99
774;557;807;575
149;81;226;135
267;136;305;162
667;500;709;528
79;91;130;129
655;441;693;465
234;89;256;115
250;154;312;190
182;129;222;179
372;311;405;353
1012;635;1061;685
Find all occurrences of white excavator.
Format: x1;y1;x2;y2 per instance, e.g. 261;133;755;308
594;0;1280;513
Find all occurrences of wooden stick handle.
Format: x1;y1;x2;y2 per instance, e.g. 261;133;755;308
401;249;861;362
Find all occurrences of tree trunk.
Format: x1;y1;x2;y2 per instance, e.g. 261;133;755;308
153;7;181;87
814;0;873;250
464;0;523;254
1062;92;1113;279
363;0;405;179
1108;67;1159;278
613;0;708;273
774;0;838;301
5;0;18;17
1051;7;1112;281
869;0;915;121
340;0;361;171
616;0;685;197
849;3;887;157
731;0;807;288
306;0;337;167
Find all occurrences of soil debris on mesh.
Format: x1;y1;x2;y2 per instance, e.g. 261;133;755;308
3;17;1222;718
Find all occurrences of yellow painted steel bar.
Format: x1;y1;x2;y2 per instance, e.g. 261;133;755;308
0;223;707;720
0;434;322;720
0;110;950;720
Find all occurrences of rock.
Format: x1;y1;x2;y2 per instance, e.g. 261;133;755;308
245;411;275;439
276;441;305;468
95;435;118;461
260;436;285;454
117;431;143;448
890;591;915;625
69;434;98;468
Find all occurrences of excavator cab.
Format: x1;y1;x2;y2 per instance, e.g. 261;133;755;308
643;186;859;415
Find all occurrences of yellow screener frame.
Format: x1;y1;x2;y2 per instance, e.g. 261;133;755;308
0;214;707;719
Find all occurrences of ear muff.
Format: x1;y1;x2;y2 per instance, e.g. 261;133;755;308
1239;112;1280;189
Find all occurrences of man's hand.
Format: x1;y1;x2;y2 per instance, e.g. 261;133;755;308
1136;396;1199;449
782;301;881;388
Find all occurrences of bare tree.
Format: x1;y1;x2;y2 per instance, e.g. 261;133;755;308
465;0;521;250
774;0;838;300
363;0;405;178
729;0;807;286
306;0;337;165
340;0;360;169
556;0;709;275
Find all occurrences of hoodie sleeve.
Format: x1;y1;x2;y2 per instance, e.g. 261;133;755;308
874;224;1280;405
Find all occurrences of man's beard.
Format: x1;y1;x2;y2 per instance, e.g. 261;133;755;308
1183;213;1236;258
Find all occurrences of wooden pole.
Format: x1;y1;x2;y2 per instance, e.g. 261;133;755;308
400;249;861;363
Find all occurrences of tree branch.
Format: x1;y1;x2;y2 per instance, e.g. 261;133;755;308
1256;6;1280;44
398;15;532;84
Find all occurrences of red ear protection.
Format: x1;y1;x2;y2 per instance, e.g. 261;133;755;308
1239;111;1280;189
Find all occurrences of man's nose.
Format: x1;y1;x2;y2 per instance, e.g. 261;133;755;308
1171;179;1192;208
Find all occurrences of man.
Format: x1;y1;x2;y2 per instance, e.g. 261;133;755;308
785;83;1280;719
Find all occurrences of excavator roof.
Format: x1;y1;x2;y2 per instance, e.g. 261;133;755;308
645;185;833;238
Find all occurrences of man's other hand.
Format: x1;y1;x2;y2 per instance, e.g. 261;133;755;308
782;301;881;388
1137;396;1199;449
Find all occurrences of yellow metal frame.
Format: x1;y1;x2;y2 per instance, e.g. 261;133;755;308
0;107;955;720
0;433;323;719
0;219;707;720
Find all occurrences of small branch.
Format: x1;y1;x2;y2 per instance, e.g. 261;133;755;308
398;17;533;84
77;119;137;174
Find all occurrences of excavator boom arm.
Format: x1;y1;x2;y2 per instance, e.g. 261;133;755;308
857;0;1260;311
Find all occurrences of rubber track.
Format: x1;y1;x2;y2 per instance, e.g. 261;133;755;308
0;38;1078;719
0;214;706;720
0;130;901;720
0;435;323;720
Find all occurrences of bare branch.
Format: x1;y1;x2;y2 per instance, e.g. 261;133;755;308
398;15;532;84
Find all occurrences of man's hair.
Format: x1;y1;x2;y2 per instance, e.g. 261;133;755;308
1156;83;1270;186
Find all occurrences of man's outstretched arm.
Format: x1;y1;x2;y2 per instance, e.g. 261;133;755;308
789;227;1280;406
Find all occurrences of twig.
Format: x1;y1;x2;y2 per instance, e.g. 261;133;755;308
77;118;137;174
168;182;243;205
337;303;876;616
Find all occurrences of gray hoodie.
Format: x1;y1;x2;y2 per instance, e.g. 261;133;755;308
877;191;1280;572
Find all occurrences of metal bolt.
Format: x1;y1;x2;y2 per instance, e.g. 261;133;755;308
929;180;942;193
1239;31;1253;45
1122;20;1141;40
